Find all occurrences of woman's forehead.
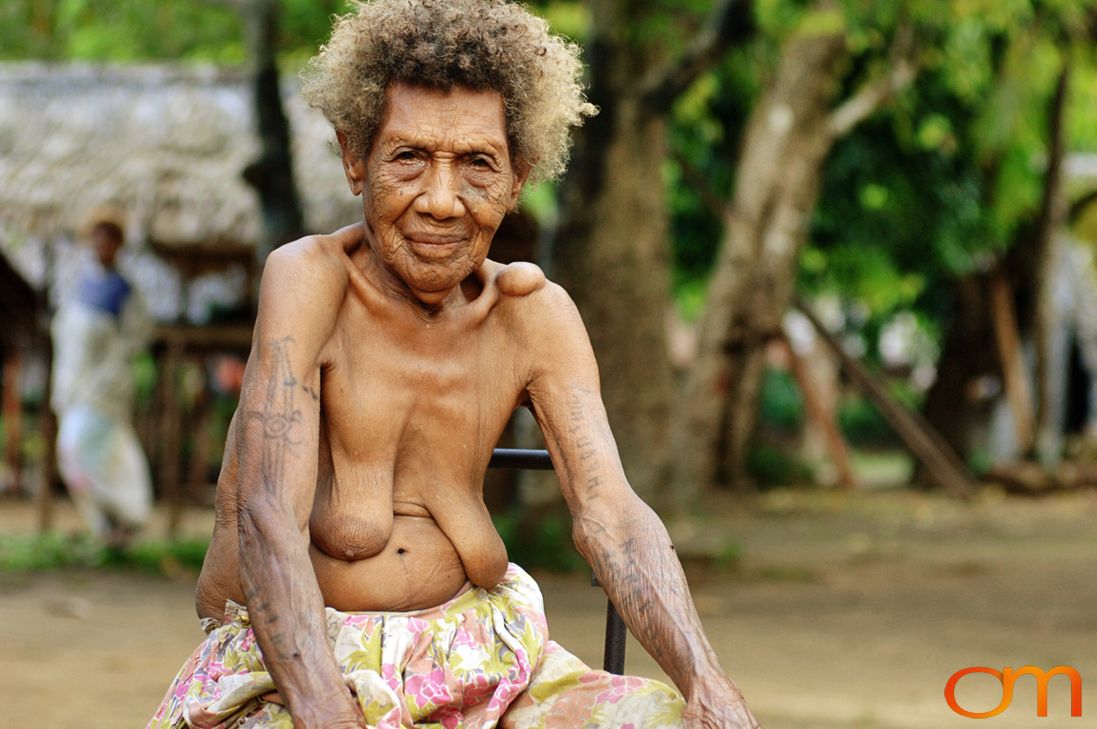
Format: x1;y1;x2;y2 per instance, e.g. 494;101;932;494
377;83;509;149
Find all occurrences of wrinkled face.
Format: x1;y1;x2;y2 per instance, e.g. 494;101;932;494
340;83;527;305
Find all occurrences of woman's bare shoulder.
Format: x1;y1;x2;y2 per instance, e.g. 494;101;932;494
258;228;364;317
490;267;594;377
265;225;363;284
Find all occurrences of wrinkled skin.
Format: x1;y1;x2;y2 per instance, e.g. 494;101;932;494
195;83;759;729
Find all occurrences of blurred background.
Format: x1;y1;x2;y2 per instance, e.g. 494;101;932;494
2;1;1097;727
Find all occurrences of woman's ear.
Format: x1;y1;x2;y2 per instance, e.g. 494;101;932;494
507;159;533;211
336;130;366;196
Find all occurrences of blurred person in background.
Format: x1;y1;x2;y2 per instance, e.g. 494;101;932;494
51;209;152;547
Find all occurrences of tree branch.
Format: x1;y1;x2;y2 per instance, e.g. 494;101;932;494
1071;189;1097;225
639;0;755;115
825;21;920;139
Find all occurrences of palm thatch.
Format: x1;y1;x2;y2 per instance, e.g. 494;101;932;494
0;62;358;248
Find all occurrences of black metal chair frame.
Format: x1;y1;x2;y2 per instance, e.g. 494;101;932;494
487;447;627;674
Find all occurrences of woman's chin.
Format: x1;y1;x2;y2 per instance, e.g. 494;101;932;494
404;274;463;305
403;262;477;299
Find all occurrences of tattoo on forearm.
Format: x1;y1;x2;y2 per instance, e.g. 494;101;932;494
564;386;606;495
248;336;303;493
232;336;347;707
563;388;717;691
301;383;320;403
566;389;597;461
587;517;708;688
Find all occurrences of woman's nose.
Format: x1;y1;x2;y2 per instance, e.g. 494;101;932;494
416;162;466;220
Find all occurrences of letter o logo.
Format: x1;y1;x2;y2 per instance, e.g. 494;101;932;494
945;667;1012;719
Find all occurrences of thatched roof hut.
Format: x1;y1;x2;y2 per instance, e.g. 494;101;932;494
0;62;357;249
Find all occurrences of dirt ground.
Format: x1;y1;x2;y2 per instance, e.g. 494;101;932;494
3;487;1097;729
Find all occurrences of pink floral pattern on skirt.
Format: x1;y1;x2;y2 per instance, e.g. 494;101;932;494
147;564;684;728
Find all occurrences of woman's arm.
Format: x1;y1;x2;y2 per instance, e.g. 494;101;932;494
525;284;760;729
231;241;364;729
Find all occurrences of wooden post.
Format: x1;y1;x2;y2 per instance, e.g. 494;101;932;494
37;338;57;533
159;337;185;538
780;336;858;489
988;268;1036;454
2;352;23;493
795;299;976;499
186;376;212;506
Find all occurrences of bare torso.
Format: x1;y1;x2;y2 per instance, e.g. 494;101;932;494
196;240;547;620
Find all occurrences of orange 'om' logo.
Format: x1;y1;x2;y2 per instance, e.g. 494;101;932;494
944;665;1082;719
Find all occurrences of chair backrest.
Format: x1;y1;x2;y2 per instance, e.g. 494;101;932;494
488;447;626;674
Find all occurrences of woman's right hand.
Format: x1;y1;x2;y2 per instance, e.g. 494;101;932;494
293;707;368;729
289;687;368;729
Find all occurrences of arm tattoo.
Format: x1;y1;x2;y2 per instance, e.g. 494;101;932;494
563;386;722;696
248;336;303;493
563;386;607;496
233;336;351;714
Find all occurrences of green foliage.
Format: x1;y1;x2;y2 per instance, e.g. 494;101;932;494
758;368;804;433
797;4;1096;369
713;540;743;570
0;532;100;571
1067;54;1097;150
746;443;814;486
755;0;810;39
838;394;894;447
535;0;591;42
838;380;921;447
0;0;354;64
667;47;752;292
0;532;208;574
493;511;586;572
132;352;158;409
0;0;245;62
668;0;1097;373
279;0;355;66
122;537;211;573
805;109;991;337
750;368;814;486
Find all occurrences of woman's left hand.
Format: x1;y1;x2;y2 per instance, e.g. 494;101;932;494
683;677;761;729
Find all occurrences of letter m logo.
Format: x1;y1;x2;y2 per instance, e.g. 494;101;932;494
945;665;1082;718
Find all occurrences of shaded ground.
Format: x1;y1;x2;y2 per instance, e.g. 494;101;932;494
2;487;1096;728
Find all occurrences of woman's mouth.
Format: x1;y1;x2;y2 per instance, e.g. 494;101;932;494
406;232;464;246
405;233;466;257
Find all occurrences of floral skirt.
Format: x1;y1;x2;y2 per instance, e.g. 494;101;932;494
148;564;684;728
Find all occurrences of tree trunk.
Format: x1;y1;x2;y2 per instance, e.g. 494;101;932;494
918;58;1071;468
988;268;1036;451
552;0;753;506
669;16;848;504
922;275;999;460
553;9;675;504
241;0;305;258
1032;63;1071;463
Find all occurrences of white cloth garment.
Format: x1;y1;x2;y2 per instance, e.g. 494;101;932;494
51;263;153;536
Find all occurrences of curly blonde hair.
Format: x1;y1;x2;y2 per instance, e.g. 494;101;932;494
300;0;597;182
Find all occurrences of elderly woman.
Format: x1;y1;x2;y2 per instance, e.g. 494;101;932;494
149;1;758;728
